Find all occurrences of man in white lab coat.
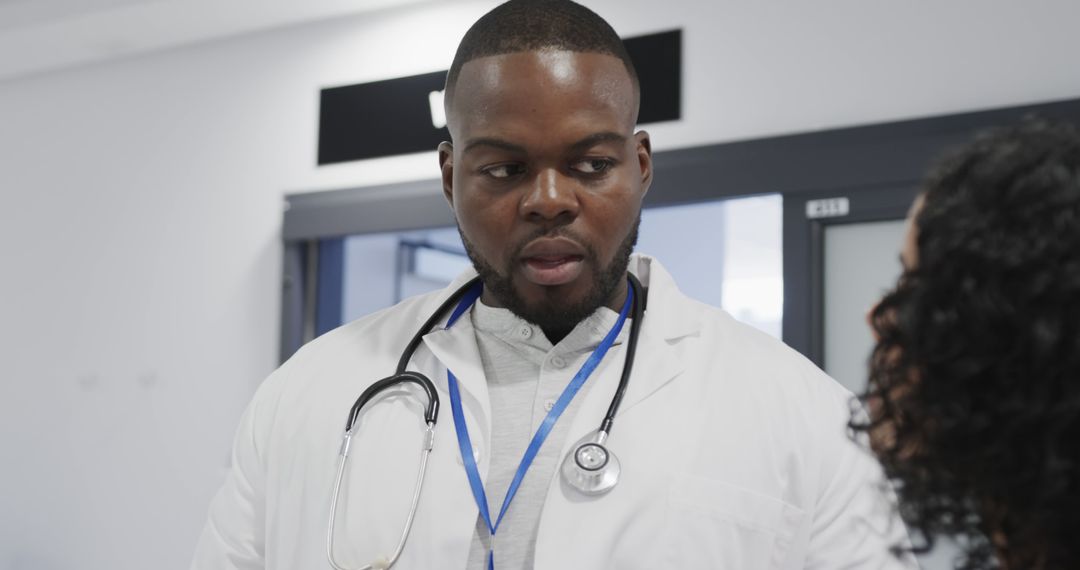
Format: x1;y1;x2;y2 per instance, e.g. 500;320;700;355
192;1;913;568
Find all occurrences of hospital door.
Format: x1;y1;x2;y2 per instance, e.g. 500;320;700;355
785;186;958;570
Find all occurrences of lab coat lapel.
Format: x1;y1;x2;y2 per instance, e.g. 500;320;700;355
536;257;699;567
556;256;699;461
400;337;485;568
617;256;702;415
421;314;493;471
554;319;688;470
608;318;687;416
387;275;489;568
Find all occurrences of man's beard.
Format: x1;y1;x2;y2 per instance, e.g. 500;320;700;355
458;215;640;340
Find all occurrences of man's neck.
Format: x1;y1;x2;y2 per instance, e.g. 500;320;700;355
540;325;573;345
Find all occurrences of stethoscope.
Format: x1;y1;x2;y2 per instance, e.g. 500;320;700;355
327;274;645;570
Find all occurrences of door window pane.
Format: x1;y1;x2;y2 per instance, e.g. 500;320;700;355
637;194;783;338
822;219;906;394
336;194;784;338
341;227;466;323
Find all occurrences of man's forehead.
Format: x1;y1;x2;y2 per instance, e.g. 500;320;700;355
447;50;637;138
452;50;635;100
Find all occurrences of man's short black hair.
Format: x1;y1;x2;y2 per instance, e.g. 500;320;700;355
444;0;639;109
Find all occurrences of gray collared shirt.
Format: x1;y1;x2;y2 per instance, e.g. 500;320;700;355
464;299;627;569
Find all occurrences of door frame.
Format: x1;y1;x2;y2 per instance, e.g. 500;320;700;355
781;185;918;369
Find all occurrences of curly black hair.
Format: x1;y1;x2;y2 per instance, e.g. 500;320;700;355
853;119;1080;569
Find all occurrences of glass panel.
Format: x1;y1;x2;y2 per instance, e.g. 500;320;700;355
341;227;466;323
720;195;783;338
822;219;906;394
637;194;783;338
338;194;784;338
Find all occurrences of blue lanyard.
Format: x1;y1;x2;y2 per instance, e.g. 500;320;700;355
443;280;633;569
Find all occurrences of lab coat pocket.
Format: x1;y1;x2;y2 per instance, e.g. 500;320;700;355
664;474;805;570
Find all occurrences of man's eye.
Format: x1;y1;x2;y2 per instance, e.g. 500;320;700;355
483;164;524;179
572;158;614;174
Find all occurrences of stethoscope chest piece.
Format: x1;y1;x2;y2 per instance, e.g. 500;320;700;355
561;430;621;495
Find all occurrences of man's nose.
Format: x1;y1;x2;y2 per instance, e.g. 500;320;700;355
520;168;580;223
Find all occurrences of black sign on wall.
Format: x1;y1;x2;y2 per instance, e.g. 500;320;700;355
318;29;682;165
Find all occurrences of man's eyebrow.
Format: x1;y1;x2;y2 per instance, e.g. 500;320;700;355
463;137;526;154
570;132;627;151
462;132;628;154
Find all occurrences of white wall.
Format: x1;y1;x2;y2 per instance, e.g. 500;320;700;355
1;0;1079;568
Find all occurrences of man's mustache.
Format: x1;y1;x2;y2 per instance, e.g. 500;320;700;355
509;228;597;263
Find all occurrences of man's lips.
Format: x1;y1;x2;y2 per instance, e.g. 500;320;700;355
521;256;584;286
519;237;586;259
518;238;587;286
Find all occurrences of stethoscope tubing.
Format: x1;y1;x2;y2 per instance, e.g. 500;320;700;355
600;272;645;435
395;276;484;375
327;273;645;570
343;372;440;433
327;422;435;570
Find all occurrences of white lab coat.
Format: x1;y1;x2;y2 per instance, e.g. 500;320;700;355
192;255;913;570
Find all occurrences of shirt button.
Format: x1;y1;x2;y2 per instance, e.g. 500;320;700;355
519;326;533;339
455;445;481;466
550;356;566;369
544;399;556;411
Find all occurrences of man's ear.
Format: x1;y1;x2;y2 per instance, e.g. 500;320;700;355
634;130;653;197
438;141;455;208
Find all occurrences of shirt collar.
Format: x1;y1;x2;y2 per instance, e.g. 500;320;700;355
471;297;628;356
428;253;702;343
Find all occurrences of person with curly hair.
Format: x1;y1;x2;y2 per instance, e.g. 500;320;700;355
856;119;1080;569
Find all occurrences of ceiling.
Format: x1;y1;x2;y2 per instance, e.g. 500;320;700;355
0;0;430;82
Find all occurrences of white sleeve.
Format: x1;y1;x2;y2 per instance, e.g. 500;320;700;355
804;390;918;570
190;374;283;570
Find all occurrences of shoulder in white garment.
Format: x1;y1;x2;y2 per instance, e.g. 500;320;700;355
190;254;915;570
